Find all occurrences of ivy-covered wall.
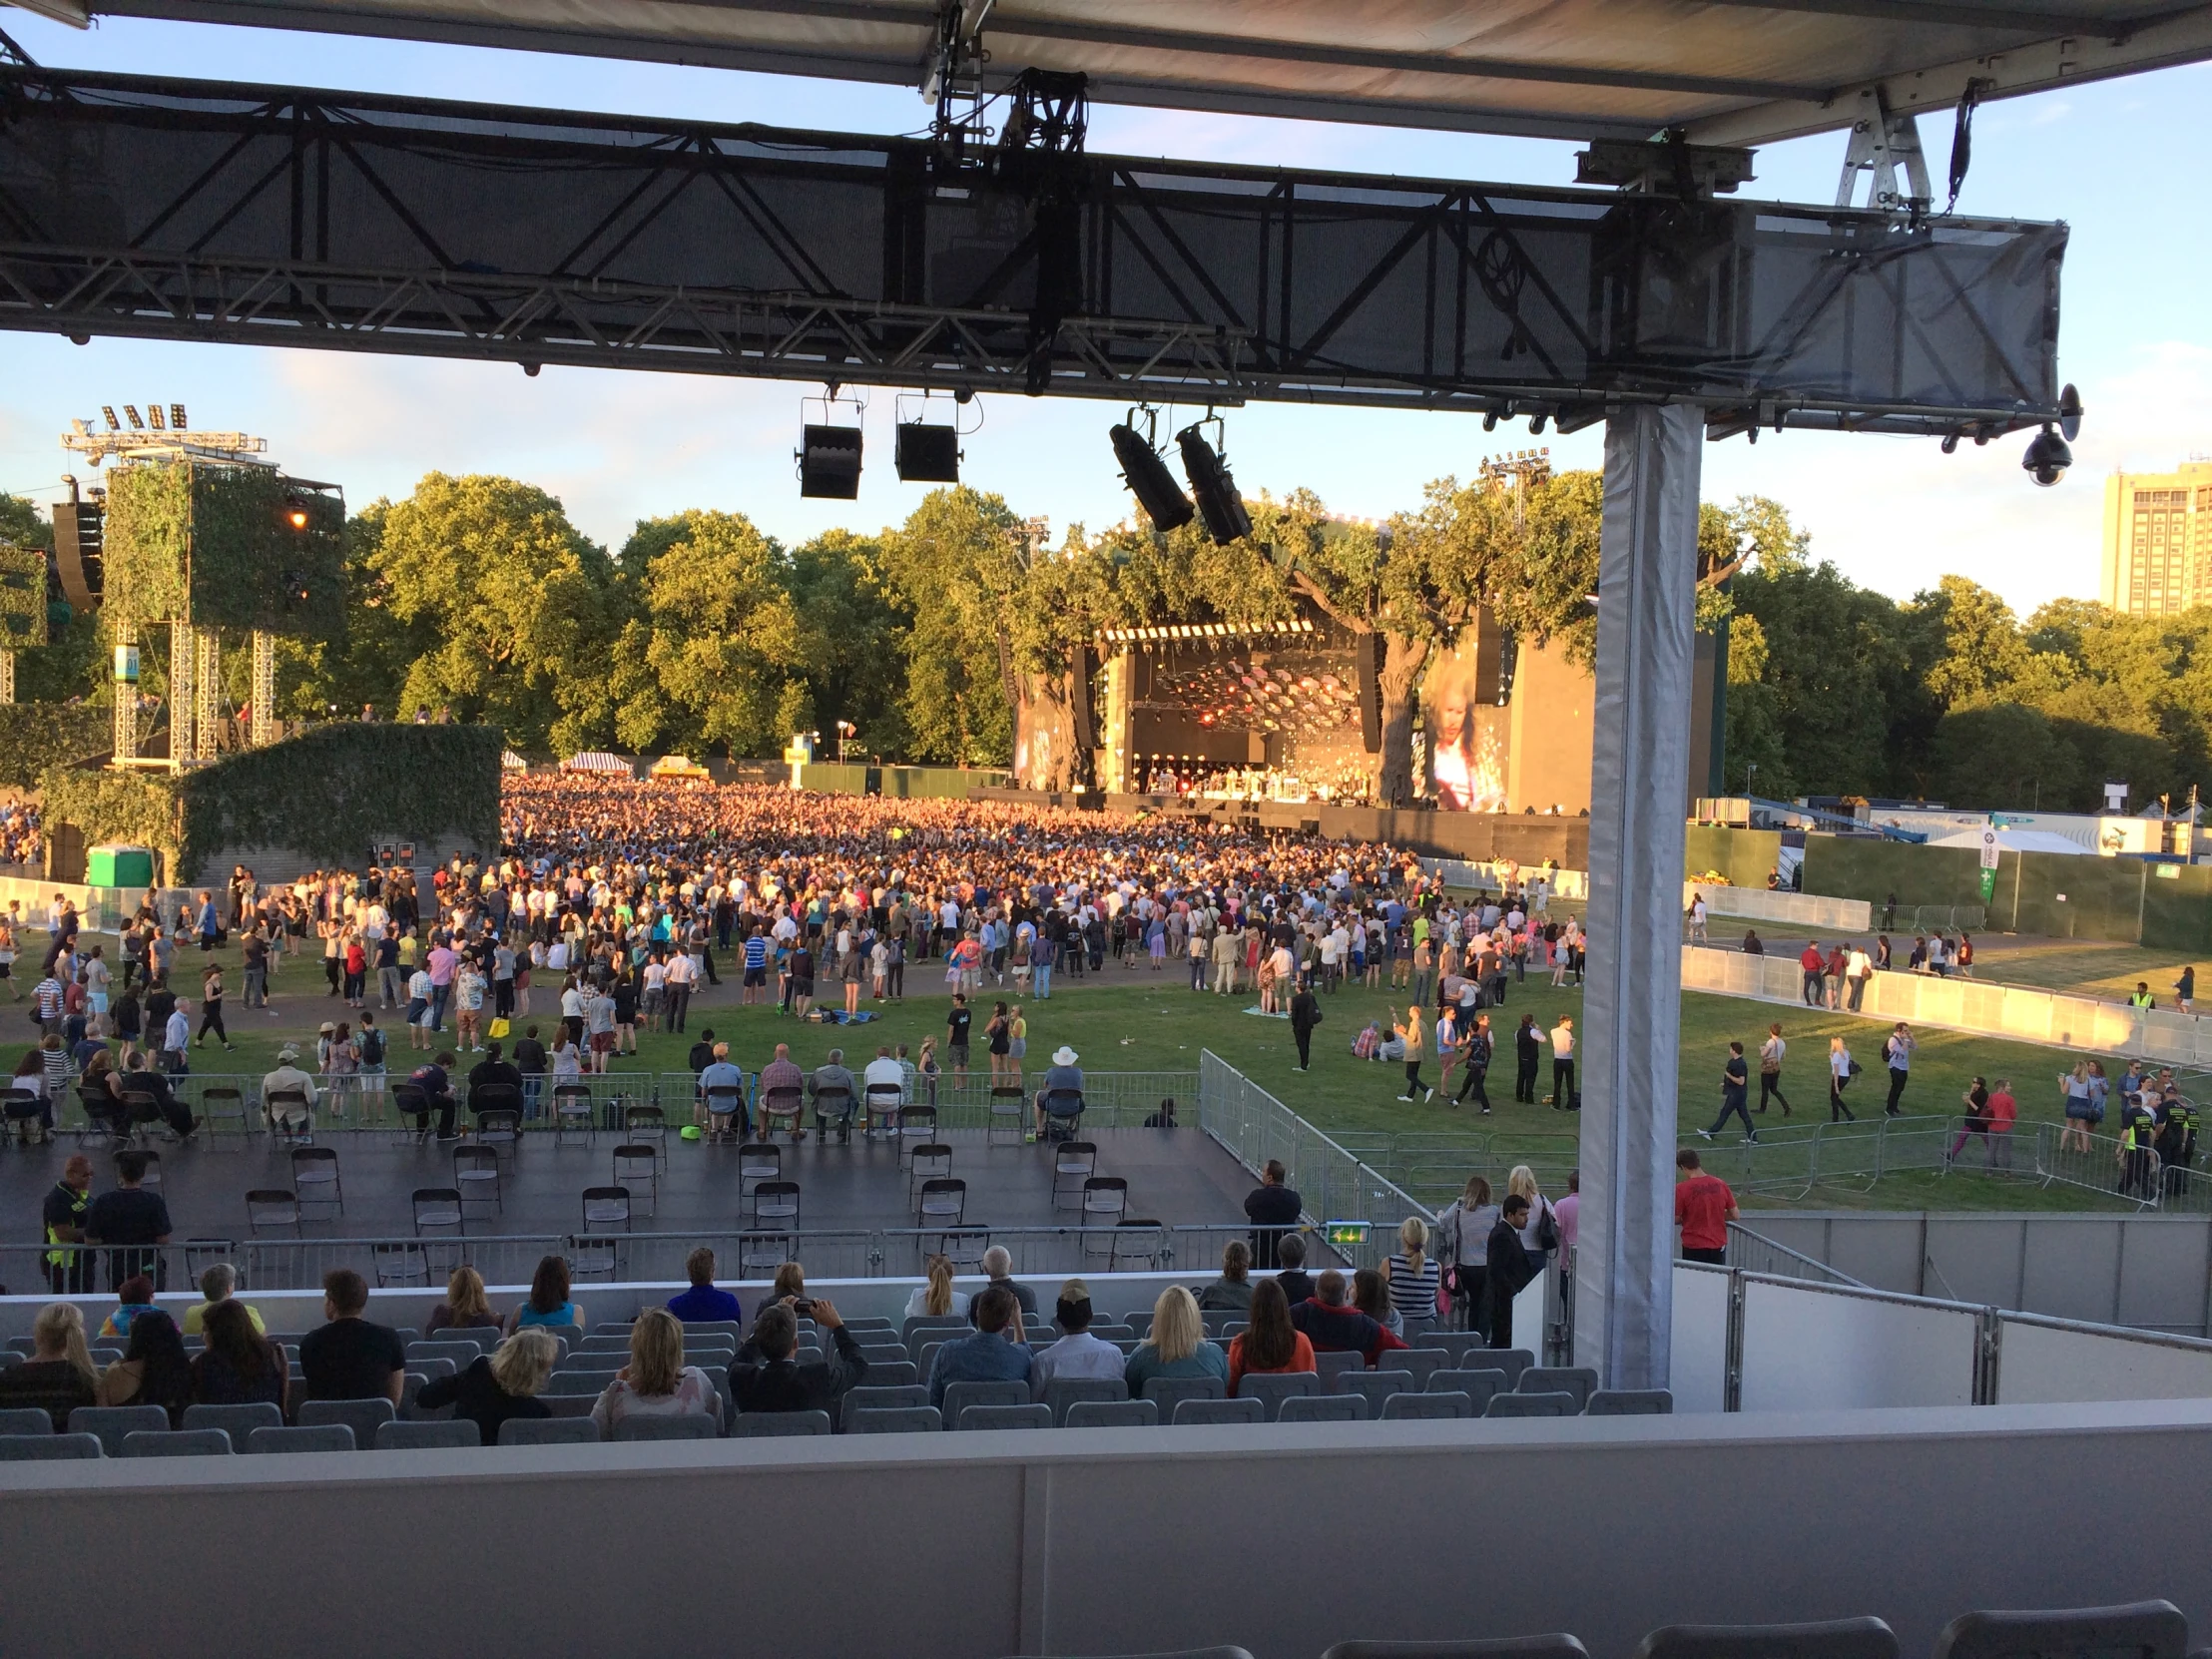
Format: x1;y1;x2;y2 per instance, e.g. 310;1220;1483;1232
0;704;109;790
0;543;48;646
102;460;346;638
42;723;501;882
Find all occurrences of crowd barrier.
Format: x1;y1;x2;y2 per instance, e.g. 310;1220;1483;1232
1686;883;1873;932
1421;859;1588;900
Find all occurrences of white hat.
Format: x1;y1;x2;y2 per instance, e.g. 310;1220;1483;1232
1052;1045;1078;1066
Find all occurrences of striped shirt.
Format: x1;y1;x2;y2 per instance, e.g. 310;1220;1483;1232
744;936;769;970
1385;1253;1441;1322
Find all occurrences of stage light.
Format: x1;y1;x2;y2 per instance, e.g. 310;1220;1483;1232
895;421;961;483
170;404;187;430
282;493;311;532
1110;421;1194;531
799;423;864;498
1528;414;1548;435
147;403;166;430
2021;424;2071;488
101;406;119;432
123;405;144;431
1177;421;1252;545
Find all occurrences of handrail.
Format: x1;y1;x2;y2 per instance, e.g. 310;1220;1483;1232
1724;1223;1869;1289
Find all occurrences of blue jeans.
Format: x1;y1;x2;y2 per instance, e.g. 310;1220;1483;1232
429;982;452;1030
1033;959;1052;999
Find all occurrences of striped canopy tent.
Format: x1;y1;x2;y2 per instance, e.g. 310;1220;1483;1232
500;749;529;771
561;751;635;777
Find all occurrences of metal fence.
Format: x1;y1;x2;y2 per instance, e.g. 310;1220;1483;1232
1724;1222;1870;1288
1197;1049;1434;1270
1688;885;1872;932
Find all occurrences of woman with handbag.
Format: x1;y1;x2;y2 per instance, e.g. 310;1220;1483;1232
1434;1176;1500;1335
1758;1023;1791;1115
1506;1164;1558;1273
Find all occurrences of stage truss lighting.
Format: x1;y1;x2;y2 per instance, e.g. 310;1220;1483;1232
893;390;964;483
1110;406;1193;532
797;390;865;499
1177;415;1252;545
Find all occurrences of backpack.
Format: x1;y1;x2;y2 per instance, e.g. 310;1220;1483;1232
357;1027;385;1067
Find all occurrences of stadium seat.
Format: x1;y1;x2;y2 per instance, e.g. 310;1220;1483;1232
1172;1396;1264;1426
850;1406;943;1434
1231;1373;1318;1419
1142;1376;1226;1415
731;1411;831;1437
410;1188;463;1236
1429;1370;1511;1411
1279;1393;1368;1423
1338;1371;1415;1416
290;1146;343;1214
299;1398;395;1444
1587;1389;1674;1416
125;1428;233;1456
552;1085;596;1147
840;1384;931;1431
0;1407;53;1436
611;1145;659;1215
1391;1348;1446;1388
1519;1367;1599;1409
1314;1350;1366;1390
738;1143;781;1195
958;1402;1052;1430
613;1414;719;1441
249;1424;356;1453
1486;1349;1537;1387
1485;1391;1578;1418
1382;1390;1474;1420
68;1404;172;1458
1064;1399;1159;1428
1323;1635;1590;1659
377;1419;482;1449
940;1379;1029;1430
498;1417;601;1446
0;1432;103;1459
1633;1618;1900;1659
581;1185;632;1232
406;1341;480;1370
453;1146;502;1214
864;1361;919;1387
1408;1332;1490;1365
1044;1377;1128;1424
1931;1603;2187;1659
184;1402;282;1440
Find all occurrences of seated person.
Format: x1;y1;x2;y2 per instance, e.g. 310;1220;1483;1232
0;1301;100;1428
591;1309;718;1434
666;1247;744;1325
191;1298;287;1411
1289;1270;1408;1367
926;1285;1031;1406
727;1299;868;1416
182;1261;265;1337
418;1329;555;1441
98;1273;161;1341
298;1268;406;1403
757;1043;806;1135
695;1043;748;1134
425;1265;504;1334
809;1047;857;1140
974;1246;1037;1320
1033;1045;1084;1138
260;1044;320;1133
465;1041;525;1106
508;1256;583;1335
401;1052;460;1141
860;1044;905;1127
903;1254;969;1322
119;1050;197;1138
1196;1240;1256;1313
1029;1279;1125;1397
1275;1231;1317;1306
1124;1286;1229;1391
1227;1279;1317;1396
96;1308;194;1423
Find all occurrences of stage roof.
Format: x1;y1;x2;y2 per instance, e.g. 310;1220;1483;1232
12;0;2212;146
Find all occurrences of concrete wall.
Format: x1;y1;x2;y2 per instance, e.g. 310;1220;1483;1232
3;1402;2208;1659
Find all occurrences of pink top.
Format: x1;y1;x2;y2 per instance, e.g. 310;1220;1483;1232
1554;1192;1581;1257
427;946;457;986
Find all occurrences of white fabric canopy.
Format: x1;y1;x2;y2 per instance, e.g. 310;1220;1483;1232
1929;826;2091;856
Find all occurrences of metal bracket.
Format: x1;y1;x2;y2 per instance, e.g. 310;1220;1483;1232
1836;92;1932;216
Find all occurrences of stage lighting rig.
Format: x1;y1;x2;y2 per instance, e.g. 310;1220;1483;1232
893;391;967;484
1176;415;1252;545
797;390;865;499
1110;407;1194;532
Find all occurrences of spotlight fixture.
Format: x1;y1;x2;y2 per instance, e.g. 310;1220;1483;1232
122;404;144;431
2021;424;2071;488
1110;409;1193;532
282;493;311;532
797;391;865;499
171;404;187;430
1177;417;1252;545
147;402;166;430
893;392;963;483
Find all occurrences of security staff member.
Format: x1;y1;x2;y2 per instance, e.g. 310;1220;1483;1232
42;1153;93;1294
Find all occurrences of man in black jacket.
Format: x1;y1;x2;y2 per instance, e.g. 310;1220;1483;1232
1485;1193;1537;1350
1243;1159;1302;1269
728;1300;869;1419
1289;979;1322;1072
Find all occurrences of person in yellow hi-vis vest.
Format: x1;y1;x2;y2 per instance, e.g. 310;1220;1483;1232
42;1153;93;1294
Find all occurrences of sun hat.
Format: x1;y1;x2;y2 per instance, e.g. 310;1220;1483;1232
1051;1045;1078;1066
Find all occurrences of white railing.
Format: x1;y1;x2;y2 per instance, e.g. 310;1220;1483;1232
1684;883;1872;931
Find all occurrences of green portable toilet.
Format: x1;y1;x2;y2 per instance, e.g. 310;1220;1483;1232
87;844;155;888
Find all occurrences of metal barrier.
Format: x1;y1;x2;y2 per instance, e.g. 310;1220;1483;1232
1724;1222;1869;1288
1197;1050;1434;1269
2028;1121;2203;1213
1686;884;1872;932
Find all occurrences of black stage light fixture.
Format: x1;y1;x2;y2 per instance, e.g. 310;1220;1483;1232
895;421;961;483
799;423;864;498
1111;420;1194;531
1177;421;1252;545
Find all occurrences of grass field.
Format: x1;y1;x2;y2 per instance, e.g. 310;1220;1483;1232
70;927;2151;1215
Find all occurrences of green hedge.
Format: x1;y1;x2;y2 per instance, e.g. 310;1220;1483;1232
42;723;501;882
0;704;109;790
0;544;47;646
103;460;345;638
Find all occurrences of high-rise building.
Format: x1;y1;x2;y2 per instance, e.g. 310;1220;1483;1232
2101;460;2212;613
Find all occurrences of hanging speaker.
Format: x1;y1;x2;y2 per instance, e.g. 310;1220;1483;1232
1069;643;1098;752
894;422;961;483
51;499;104;610
798;425;863;498
1356;633;1382;754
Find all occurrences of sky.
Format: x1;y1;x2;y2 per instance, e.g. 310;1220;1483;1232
2;11;2208;616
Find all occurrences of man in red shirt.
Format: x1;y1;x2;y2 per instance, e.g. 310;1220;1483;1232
1674;1149;1739;1265
1799;942;1824;1007
1985;1077;2018;1172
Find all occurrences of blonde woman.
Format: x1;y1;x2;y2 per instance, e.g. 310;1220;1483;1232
590;1309;716;1434
417;1328;556;1441
1123;1285;1228;1393
1506;1165;1557;1271
769;1262;807;1306
1393;1005;1431;1103
0;1302;99;1428
903;1254;968;1321
1385;1216;1442;1342
2059;1061;2096;1154
426;1265;502;1335
1829;1035;1857;1123
1758;1023;1791;1116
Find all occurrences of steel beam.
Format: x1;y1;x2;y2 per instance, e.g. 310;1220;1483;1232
0;69;2064;432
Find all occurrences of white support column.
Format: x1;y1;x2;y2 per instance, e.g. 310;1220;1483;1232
1574;402;1702;1392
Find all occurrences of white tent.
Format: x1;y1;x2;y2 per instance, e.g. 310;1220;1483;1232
561;752;635;777
1928;827;2091;857
500;749;529;771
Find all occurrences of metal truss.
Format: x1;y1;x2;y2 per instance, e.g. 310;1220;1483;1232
0;69;2068;436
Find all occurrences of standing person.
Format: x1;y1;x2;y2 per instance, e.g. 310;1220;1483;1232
1289;976;1322;1071
1799;940;1825;1006
1547;1015;1576;1110
945;992;973;1086
41;1152;94;1294
1757;1022;1791;1115
2175;965;2196;1014
1453;1012;1494;1114
1393;1004;1430;1102
1697;1041;1759;1144
984;1000;1012;1086
1883;1023;1917;1117
1513;1013;1541;1103
1985;1076;2018;1171
1384;1217;1441;1345
196;963;234;1050
1483;1194;1537;1350
663;942;698;1033
1242;1159;1302;1269
1673;1150;1739;1265
2056;1062;2096;1154
1434;1176;1499;1336
1947;1076;1994;1167
83;1149;173;1292
1829;1035;1857;1122
1845;941;1874;1011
